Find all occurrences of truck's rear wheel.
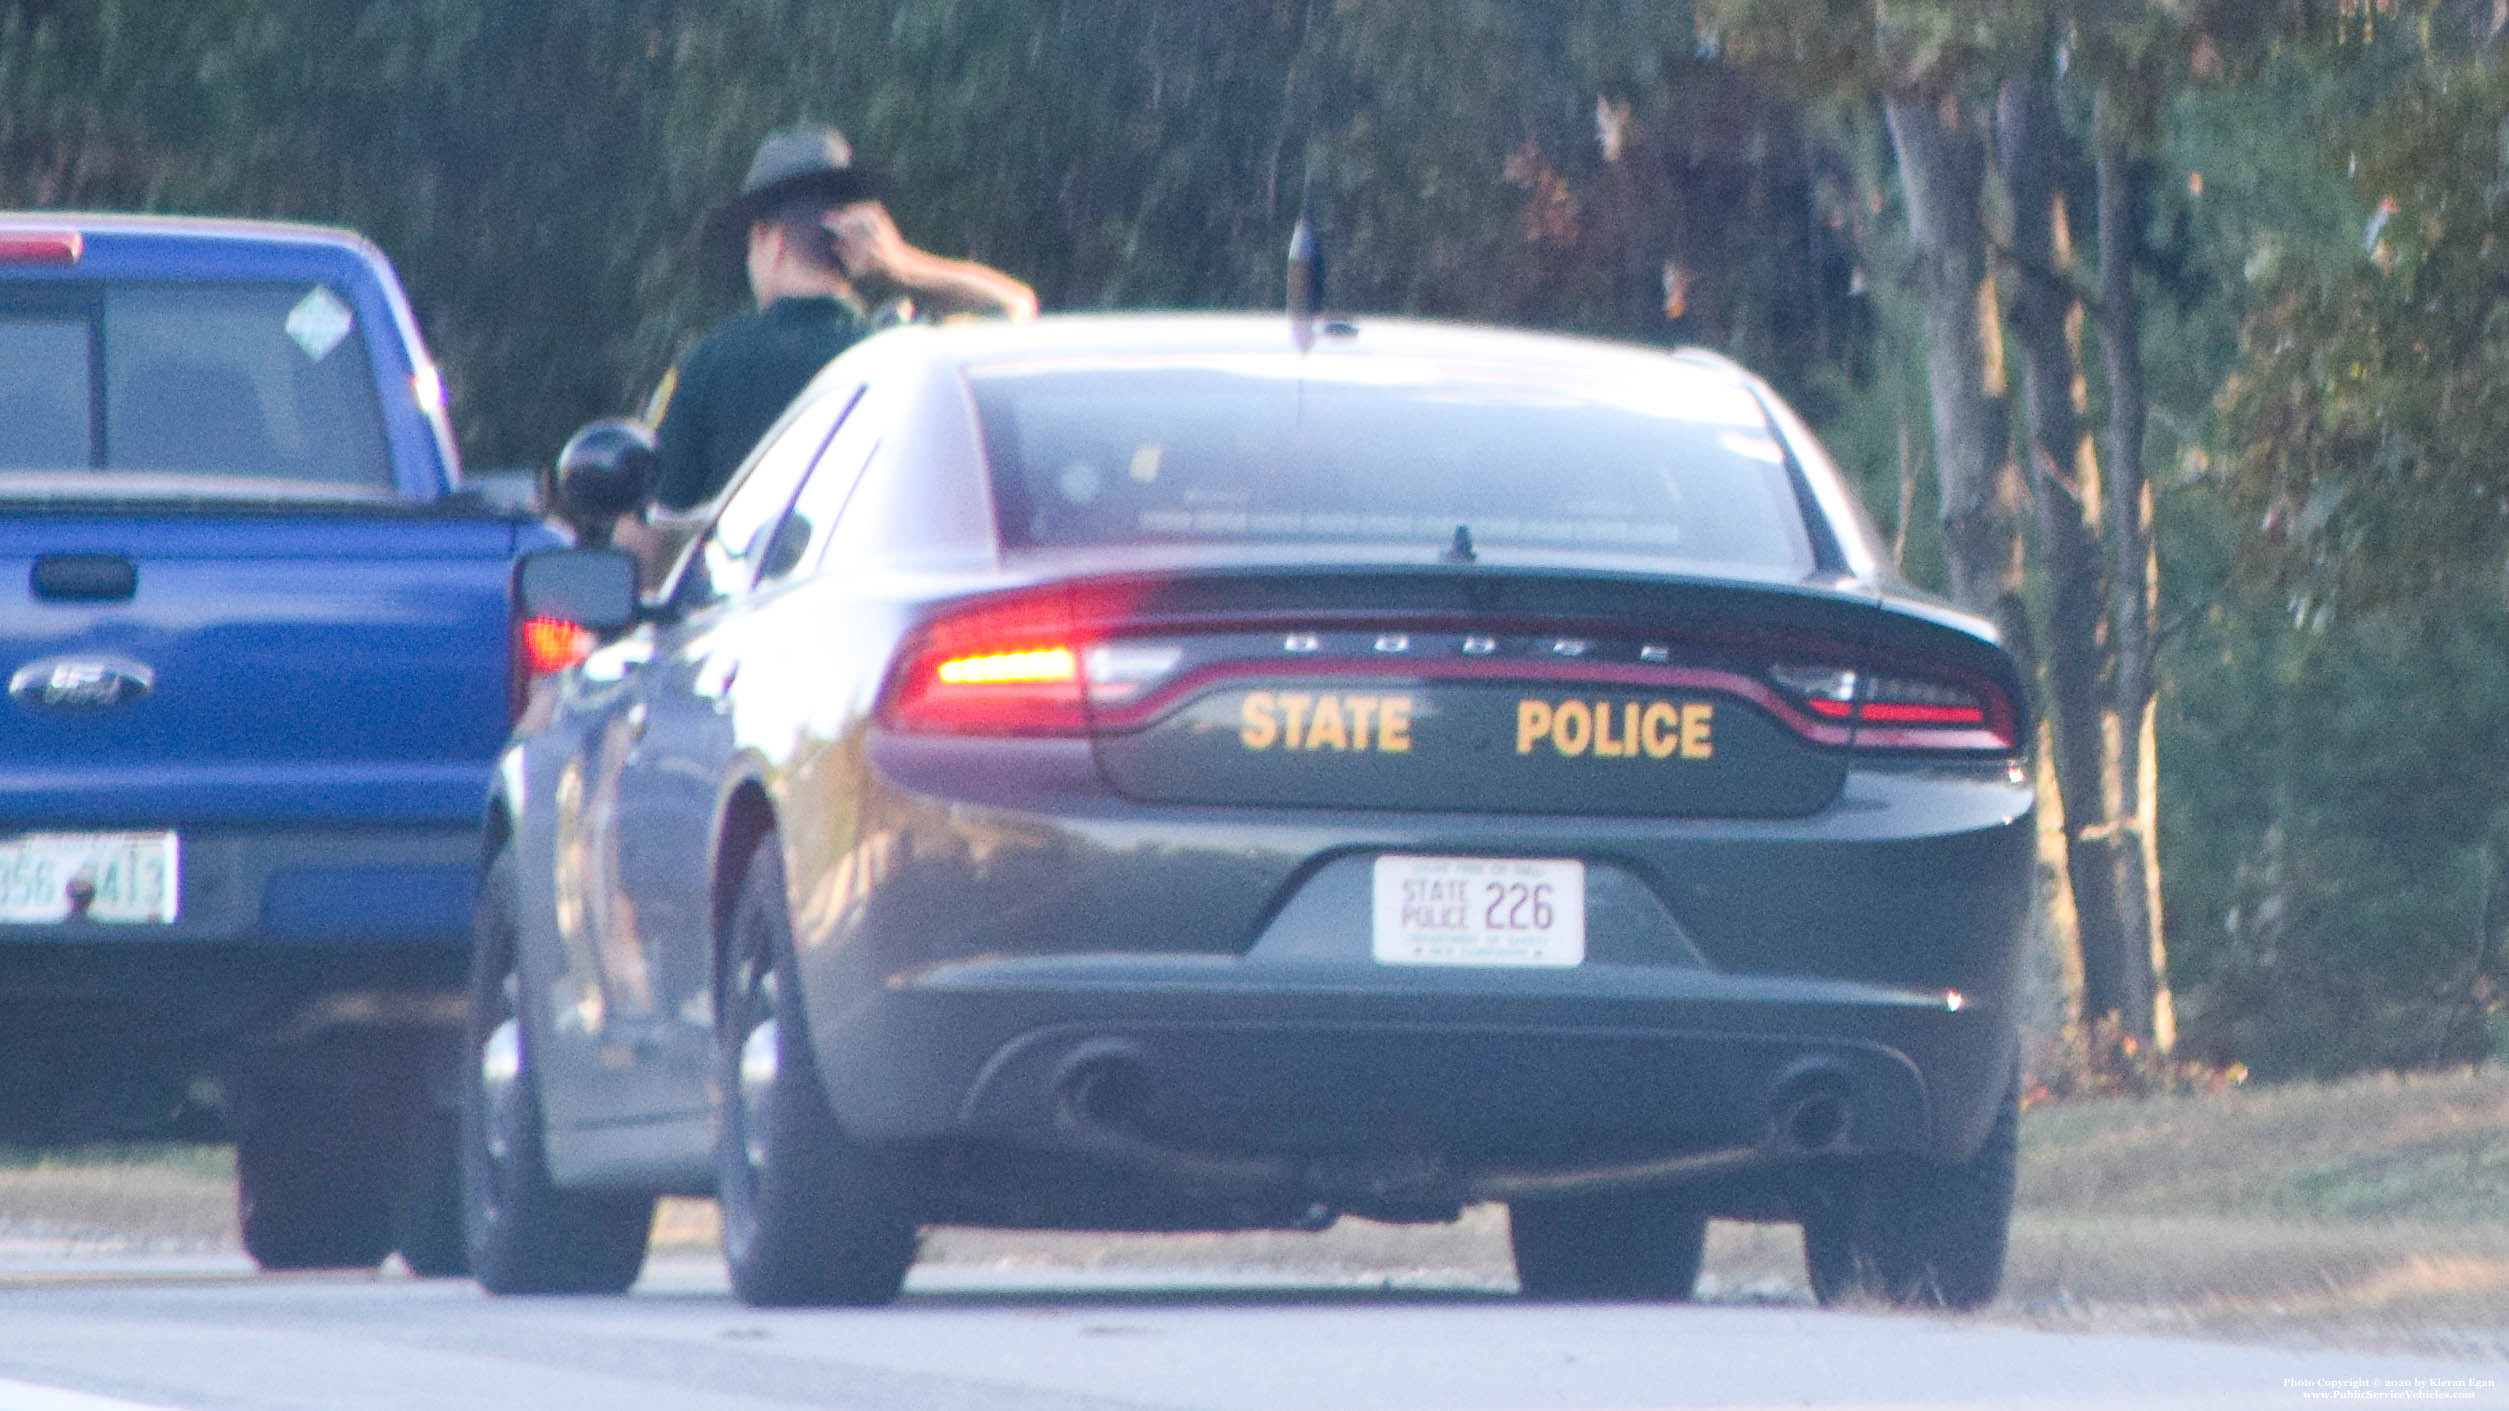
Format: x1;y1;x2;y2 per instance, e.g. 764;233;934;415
236;1084;393;1272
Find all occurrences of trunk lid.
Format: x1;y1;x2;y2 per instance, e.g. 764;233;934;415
1071;566;1885;819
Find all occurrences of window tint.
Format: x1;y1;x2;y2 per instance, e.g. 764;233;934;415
971;357;1816;572
0;283;393;487
0;317;91;469
673;386;858;610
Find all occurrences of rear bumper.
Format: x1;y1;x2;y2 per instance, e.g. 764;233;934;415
0;822;480;948
816;961;2016;1179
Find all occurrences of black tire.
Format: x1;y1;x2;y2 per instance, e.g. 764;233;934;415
236;1089;394;1272
1800;1076;2018;1312
391;1081;468;1278
460;847;654;1295
1509;1189;1709;1300
716;832;917;1307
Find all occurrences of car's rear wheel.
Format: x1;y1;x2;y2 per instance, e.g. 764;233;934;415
235;1080;394;1272
1799;1075;2017;1311
716;831;917;1308
1508;1188;1709;1300
460;846;653;1295
391;1074;468;1278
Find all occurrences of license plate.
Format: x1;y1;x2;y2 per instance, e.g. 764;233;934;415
0;831;180;924
1371;855;1584;967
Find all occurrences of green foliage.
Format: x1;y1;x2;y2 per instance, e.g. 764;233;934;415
2226;58;2509;612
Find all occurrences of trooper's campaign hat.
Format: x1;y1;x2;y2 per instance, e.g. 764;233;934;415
700;128;888;259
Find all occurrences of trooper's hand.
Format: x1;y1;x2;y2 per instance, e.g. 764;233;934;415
826;201;908;281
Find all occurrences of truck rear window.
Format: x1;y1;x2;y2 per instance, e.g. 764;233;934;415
0;283;393;489
970;355;1817;572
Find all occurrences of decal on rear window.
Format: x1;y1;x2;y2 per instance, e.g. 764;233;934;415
284;286;354;362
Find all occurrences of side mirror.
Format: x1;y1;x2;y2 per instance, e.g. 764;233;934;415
516;547;640;634
552;418;655;543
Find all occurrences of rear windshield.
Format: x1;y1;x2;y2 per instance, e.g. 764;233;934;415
970;355;1818;571
0;282;393;489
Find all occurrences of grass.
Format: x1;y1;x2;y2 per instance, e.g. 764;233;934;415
4;1067;2505;1355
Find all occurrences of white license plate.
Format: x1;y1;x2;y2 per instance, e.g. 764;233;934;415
1371;855;1585;967
0;831;180;924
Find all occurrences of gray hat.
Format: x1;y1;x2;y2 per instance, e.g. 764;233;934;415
700;128;888;258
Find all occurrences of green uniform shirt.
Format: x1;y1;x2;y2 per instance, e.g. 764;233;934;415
648;295;867;511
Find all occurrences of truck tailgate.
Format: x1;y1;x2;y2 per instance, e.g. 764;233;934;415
3;510;523;827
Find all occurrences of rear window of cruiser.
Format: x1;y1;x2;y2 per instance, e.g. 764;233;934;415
971;353;1819;573
0;282;393;490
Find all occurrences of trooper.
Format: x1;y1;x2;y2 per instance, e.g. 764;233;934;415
620;128;1034;568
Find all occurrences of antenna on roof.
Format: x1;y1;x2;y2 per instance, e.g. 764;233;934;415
1287;166;1325;350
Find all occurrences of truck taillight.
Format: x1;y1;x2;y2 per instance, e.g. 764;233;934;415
519;617;595;676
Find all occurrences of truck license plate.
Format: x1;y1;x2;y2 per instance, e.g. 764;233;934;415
1371;855;1584;967
0;831;179;924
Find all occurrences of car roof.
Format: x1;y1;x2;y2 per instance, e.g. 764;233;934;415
893;312;1761;392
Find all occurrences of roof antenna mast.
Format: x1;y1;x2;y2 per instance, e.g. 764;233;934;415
1287;164;1325;351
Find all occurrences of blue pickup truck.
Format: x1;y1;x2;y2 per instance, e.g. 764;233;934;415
0;215;556;1273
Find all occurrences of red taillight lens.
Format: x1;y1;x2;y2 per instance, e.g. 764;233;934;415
519;616;596;676
0;232;80;265
885;598;1090;735
1771;664;2014;751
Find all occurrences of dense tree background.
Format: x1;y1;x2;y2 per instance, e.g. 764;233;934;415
6;0;2506;1079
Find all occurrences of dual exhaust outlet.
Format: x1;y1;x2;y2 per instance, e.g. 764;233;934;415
1049;1043;1866;1203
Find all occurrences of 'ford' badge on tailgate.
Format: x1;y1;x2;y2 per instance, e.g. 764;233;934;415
9;657;155;712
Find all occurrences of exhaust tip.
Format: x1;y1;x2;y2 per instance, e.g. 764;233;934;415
1055;1043;1151;1134
1769;1072;1858;1155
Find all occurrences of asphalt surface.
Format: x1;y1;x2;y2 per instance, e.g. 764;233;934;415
0;1250;2499;1411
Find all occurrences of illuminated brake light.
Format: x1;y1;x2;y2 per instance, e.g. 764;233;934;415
0;232;80;265
519;616;595;675
937;647;1077;685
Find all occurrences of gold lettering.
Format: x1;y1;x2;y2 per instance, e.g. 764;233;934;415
1348;696;1378;751
1379;696;1414;752
1594;699;1628;757
1641;701;1680;758
1307;694;1349;751
1516;700;1552;755
1240;692;1279;750
1553;700;1592;756
1278;692;1312;751
1682;702;1714;758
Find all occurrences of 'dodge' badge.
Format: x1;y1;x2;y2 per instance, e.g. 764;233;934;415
8;657;156;713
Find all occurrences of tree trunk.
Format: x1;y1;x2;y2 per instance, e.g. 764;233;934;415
1882;95;2026;656
2094;104;2174;1052
1996;75;2140;1040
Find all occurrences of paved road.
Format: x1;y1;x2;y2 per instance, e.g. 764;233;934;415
0;1251;2499;1411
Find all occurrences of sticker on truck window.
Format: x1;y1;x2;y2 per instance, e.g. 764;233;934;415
285;286;354;361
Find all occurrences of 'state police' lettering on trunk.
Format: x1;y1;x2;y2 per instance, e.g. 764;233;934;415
1518;699;1714;760
1240;692;1414;753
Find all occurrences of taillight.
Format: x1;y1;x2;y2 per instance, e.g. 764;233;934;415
1770;664;2015;751
0;232;80;265
519;616;596;676
885;597;1090;735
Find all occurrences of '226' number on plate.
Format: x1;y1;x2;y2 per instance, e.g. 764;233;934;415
1484;880;1555;931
